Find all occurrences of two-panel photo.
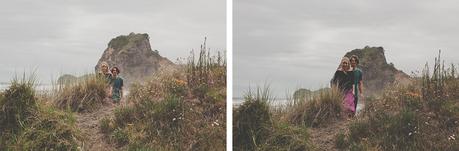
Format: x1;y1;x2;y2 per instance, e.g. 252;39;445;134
1;0;458;151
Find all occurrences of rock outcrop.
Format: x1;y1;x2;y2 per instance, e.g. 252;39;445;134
342;46;411;96
95;33;174;85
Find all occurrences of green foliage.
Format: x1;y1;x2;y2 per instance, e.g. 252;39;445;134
286;86;343;127
108;33;150;51
0;76;37;133
233;87;273;151
16;106;81;150
339;51;459;150
0;75;81;150
233;86;313;151
54;74;108;112
259;123;312;151
100;117;114;134
335;132;348;149
113;106;136;128
100;39;226;150
186;38;226;102
112;128;129;146
109;35;129;50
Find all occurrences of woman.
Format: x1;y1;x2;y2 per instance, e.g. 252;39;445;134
331;57;355;116
110;67;124;104
98;62;113;99
98;62;112;84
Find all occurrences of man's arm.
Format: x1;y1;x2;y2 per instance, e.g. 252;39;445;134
109;86;113;96
121;79;124;97
359;81;363;95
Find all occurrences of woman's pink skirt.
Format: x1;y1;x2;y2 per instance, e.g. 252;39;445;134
343;90;355;113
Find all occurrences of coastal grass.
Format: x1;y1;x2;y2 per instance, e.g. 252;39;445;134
285;86;343;127
336;51;459;150
0;75;81;150
233;86;314;151
53;74;108;112
100;39;226;150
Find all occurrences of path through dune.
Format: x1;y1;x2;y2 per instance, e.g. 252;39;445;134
76;99;117;151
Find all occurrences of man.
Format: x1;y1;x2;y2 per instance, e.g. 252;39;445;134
350;55;363;115
110;67;124;104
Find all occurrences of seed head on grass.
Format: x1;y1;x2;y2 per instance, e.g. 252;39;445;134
286;86;343;127
53;74;108;112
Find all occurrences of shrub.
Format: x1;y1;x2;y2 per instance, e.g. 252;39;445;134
100;117;114;134
234;87;313;151
0;75;81;150
100;39;226;150
286;86;343;127
113;106;136;128
335;132;348;149
16;106;81;150
54;74;108;112
339;51;459;150
186;38;226;102
0;76;38;133
112;128;129;146
233;87;273;151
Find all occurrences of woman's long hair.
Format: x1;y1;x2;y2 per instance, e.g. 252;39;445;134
337;57;351;71
99;62;110;74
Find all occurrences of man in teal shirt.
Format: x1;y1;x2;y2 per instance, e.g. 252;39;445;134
110;67;124;104
350;55;363;115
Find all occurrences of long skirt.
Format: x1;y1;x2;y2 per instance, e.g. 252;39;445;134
343;90;355;113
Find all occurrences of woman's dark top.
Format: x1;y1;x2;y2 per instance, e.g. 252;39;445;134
98;72;113;84
331;70;355;92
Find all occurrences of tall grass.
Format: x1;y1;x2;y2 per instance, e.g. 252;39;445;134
100;39;226;150
233;87;273;151
53;74;108;112
186;37;226;102
0;74;81;150
285;86;343;127
337;51;459;150
0;74;38;133
233;86;313;151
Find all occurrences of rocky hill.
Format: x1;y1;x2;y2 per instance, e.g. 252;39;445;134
95;33;174;85
342;46;411;96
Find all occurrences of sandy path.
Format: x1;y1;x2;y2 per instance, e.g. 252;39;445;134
309;118;351;151
76;99;117;151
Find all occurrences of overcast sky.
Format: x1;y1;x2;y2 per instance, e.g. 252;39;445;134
234;0;459;98
0;0;225;84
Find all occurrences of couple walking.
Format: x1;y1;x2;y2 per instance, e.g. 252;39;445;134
331;55;363;117
99;62;124;104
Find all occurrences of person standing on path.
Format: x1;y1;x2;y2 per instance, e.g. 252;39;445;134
98;62;113;100
331;57;355;117
110;67;124;104
350;55;363;115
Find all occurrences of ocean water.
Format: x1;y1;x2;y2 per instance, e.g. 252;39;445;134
0;83;54;92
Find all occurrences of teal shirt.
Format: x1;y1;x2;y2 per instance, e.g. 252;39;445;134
353;68;363;97
111;76;124;101
112;76;123;92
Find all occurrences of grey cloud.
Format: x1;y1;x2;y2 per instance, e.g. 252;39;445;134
0;0;225;84
235;0;459;98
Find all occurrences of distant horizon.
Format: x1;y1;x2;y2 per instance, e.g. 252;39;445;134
235;0;459;98
0;0;225;84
